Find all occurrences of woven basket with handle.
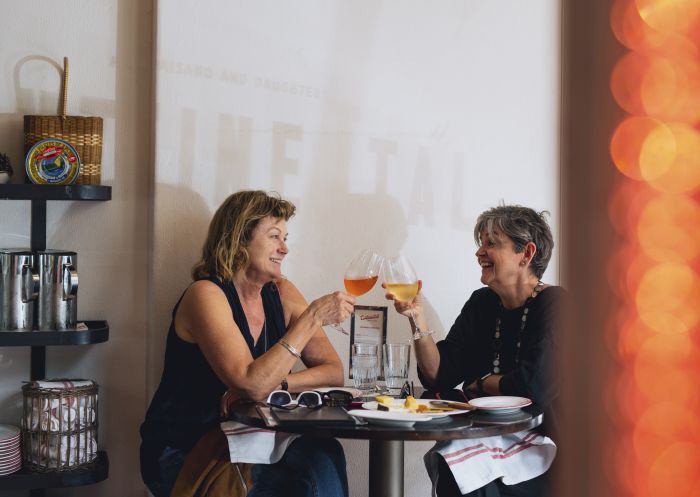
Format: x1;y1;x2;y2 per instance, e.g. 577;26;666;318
23;57;103;185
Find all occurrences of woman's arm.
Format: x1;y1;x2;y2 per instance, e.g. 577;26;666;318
176;280;353;402
276;279;346;392
383;281;443;384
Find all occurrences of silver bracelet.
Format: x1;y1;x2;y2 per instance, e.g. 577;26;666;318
412;329;435;341
277;338;302;359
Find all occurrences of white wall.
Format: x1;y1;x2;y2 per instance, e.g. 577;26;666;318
152;1;559;496
0;1;153;496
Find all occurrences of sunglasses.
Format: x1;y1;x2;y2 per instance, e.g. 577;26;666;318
318;390;354;408
266;390;323;410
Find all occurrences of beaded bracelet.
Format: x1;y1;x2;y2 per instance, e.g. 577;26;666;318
278;338;302;359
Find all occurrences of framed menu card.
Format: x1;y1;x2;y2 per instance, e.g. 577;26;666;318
348;305;388;379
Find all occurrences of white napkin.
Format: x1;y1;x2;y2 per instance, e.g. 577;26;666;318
424;430;556;496
220;421;299;464
32;380;95;389
28;433;97;467
25;396;96;432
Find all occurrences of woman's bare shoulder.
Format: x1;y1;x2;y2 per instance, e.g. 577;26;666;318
273;278;308;307
181;279;228;307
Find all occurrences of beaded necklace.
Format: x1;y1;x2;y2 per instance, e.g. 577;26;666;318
491;281;544;374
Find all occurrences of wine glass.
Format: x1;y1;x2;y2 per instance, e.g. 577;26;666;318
383;255;419;303
383;255;420;327
332;249;383;335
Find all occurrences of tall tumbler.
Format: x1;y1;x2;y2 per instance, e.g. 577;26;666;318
36;250;78;330
0;249;39;331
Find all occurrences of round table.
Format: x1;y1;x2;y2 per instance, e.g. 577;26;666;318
228;402;544;497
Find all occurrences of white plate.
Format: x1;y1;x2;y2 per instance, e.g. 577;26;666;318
0;425;20;442
0;454;20;463
0;462;22;476
0;455;20;465
362;399;471;418
347;409;433;427
468;396;532;414
315;387;363;399
0;437;20;448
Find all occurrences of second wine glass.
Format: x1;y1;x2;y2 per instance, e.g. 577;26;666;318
383;255;419;303
383;254;421;330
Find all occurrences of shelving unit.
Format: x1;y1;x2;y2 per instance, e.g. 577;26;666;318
0;184;111;495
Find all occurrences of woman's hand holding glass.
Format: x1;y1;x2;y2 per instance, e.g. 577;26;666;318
384;279;423;319
308;291;356;328
382;255;422;322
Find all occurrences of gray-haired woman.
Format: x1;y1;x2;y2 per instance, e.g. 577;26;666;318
386;204;565;497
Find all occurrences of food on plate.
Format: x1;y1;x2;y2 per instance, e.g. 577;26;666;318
416;404;455;413
376;395;405;412
372;395;463;414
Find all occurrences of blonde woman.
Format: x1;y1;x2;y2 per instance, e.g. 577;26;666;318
140;190;353;497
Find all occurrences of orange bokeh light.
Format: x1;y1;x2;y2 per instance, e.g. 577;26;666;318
611;0;666;50
608;1;700;495
641;123;700;193
635;0;700;35
612;371;648;423
641;54;700;122
647;442;700;496
616;316;652;358
611;0;700;56
632;402;696;468
637;194;700;263
633;366;696;407
610;116;666;180
625;250;655;301
611;52;652;115
610;50;700;122
608;178;656;236
635;262;700;329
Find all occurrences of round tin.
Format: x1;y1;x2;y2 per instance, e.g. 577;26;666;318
25;138;81;185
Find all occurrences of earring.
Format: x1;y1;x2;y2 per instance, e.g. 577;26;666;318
520;260;527;266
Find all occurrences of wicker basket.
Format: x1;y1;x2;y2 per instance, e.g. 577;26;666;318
21;379;98;472
23;57;103;185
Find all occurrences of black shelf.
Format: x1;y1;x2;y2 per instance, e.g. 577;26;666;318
0;321;109;347
1;183;112;494
0;451;108;491
0;184;111;201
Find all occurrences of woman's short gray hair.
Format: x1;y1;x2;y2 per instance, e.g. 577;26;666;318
473;204;554;279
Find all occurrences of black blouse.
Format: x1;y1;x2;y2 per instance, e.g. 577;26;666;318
419;286;565;436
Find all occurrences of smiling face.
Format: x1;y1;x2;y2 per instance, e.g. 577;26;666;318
244;216;289;282
475;228;526;293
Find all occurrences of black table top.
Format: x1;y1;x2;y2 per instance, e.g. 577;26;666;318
226;401;544;442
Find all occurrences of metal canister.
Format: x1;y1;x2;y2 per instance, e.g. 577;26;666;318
0;249;39;331
35;250;78;330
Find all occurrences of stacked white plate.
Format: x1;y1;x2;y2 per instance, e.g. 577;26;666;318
0;424;21;476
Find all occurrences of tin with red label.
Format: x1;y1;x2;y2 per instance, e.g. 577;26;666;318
25;138;81;185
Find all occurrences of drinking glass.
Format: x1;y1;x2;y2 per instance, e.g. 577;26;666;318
332;249;383;335
383;255;419;303
351;343;379;394
383;343;411;391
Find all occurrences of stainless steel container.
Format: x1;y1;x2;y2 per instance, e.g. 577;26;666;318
36;250;78;330
0;249;40;331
